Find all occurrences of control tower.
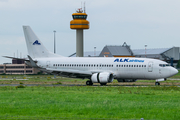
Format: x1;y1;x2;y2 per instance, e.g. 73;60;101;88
70;8;89;57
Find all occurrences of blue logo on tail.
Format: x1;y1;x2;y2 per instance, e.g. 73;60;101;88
33;40;41;45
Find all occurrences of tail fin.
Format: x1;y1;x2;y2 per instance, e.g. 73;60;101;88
23;26;63;59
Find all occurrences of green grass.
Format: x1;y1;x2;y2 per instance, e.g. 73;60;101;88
0;72;180;119
0;86;180;120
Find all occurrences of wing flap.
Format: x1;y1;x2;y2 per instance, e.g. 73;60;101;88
46;68;92;78
46;68;92;75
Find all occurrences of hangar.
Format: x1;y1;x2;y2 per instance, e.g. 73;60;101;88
99;42;134;57
99;42;180;67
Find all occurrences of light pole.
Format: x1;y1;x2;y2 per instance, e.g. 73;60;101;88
53;30;56;79
94;47;96;57
53;30;56;53
145;45;147;58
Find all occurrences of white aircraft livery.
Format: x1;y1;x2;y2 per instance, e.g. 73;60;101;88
4;26;179;85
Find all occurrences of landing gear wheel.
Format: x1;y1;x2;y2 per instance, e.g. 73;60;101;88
100;83;107;86
86;80;93;86
155;82;160;86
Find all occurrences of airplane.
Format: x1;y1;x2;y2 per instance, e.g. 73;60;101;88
4;26;178;86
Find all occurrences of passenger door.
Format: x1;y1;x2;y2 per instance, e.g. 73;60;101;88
148;62;153;72
46;61;50;68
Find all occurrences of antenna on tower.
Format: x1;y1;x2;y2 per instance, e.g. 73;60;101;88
84;2;86;13
81;2;82;9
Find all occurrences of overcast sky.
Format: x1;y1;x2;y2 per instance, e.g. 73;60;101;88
0;0;180;64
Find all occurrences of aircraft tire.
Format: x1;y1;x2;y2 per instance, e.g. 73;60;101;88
86;80;93;86
100;83;107;86
155;82;160;86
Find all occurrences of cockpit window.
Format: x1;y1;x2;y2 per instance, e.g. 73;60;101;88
159;64;170;67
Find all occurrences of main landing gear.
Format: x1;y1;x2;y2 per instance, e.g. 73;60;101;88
86;80;93;86
100;83;107;86
86;80;107;86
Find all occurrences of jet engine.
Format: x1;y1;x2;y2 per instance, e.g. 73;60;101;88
91;72;114;83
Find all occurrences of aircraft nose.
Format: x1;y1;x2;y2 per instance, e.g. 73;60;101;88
171;68;178;76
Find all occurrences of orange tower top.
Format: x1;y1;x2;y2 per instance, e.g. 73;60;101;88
70;8;89;29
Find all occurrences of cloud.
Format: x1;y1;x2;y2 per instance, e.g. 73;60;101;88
0;0;180;63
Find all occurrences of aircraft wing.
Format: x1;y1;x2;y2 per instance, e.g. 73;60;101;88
46;68;92;79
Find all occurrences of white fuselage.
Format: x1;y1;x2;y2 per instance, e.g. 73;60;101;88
35;57;178;80
20;26;179;85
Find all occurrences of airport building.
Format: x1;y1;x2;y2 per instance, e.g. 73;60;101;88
0;59;40;74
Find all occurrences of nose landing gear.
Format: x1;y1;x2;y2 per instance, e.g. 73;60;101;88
155;82;160;86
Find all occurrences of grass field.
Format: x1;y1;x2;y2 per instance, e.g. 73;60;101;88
0;72;180;119
0;86;180;120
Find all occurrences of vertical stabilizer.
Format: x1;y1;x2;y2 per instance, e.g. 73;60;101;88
23;26;62;58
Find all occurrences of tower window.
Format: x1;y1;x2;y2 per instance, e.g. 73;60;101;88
73;15;87;19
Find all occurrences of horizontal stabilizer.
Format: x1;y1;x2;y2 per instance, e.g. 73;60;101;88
3;56;29;62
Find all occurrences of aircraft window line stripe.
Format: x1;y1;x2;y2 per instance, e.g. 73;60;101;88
53;64;147;68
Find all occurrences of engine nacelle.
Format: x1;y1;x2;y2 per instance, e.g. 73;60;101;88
91;72;114;83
